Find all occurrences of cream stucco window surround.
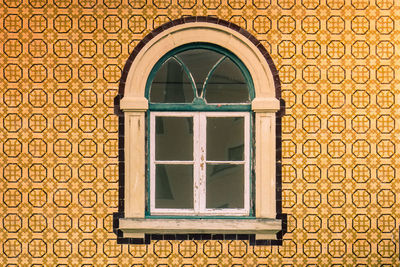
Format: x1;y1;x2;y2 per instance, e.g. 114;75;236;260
117;20;283;241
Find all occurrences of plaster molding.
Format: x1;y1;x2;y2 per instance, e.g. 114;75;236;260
120;96;148;111
252;98;281;112
122;23;276;100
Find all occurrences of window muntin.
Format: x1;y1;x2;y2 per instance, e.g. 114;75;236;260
150;112;250;216
204;57;249;103
175;49;222;96
150;58;194;103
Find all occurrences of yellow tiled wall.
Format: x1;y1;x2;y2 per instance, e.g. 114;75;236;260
1;0;399;265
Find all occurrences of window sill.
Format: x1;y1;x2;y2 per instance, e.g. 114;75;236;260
118;217;282;240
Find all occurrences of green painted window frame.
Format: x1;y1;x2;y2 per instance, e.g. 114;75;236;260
145;43;256;218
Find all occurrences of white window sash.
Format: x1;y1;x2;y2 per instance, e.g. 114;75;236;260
150;111;250;216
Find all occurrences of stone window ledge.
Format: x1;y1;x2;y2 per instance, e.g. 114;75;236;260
118;217;282;240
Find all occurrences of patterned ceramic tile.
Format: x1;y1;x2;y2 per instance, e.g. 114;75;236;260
1;0;399;265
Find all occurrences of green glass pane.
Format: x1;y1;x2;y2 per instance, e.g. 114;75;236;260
206;164;244;209
150;58;194;103
205;58;250;103
175;49;223;96
207;117;244;161
155;164;193;209
156;117;193;160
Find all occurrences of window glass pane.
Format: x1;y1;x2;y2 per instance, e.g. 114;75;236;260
175;49;223;96
156;117;193;160
205;58;250;103
207;117;244;161
150;58;194;103
155;164;193;209
206;164;244;209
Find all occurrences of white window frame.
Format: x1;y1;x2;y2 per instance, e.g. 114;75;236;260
150;111;250;216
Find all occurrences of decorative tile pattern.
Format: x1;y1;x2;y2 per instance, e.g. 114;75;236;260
1;0;400;265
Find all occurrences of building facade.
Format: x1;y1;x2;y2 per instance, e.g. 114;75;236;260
1;0;399;265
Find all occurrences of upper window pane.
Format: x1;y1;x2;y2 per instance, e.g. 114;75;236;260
150;58;194;103
207;117;244;161
204;58;250;103
175;49;223;96
155;116;193;160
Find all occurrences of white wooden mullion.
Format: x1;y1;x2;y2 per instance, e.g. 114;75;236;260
203;112;248;117
244;113;250;214
151;111;194;117
206;161;245;164
193;112;201;213
154;161;193;164
152;209;196;215
150;113;156;213
202;209;248;215
198;112;207;213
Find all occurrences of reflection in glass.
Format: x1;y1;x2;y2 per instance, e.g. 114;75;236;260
205;58;250;103
175;49;223;96
150;58;194;103
156;117;193;160
155;164;193;209
207;117;244;161
206;164;244;209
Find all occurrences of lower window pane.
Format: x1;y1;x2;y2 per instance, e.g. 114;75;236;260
206;164;244;209
155;164;193;209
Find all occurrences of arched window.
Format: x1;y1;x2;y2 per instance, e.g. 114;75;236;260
114;17;285;245
147;44;253;216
